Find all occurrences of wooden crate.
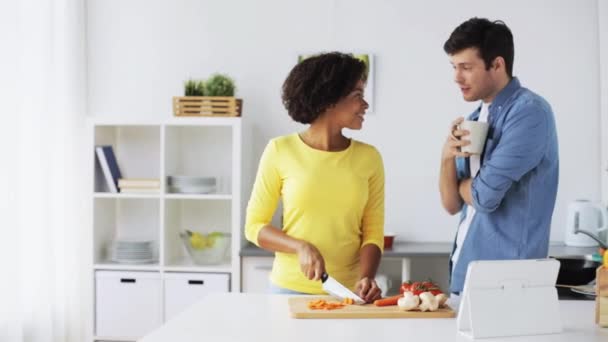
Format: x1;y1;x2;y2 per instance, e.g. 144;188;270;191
596;266;608;327
173;96;242;117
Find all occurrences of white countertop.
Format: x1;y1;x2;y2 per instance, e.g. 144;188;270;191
139;293;607;342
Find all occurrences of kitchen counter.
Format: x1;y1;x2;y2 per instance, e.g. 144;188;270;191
139;293;606;342
240;242;597;258
241;242;598;284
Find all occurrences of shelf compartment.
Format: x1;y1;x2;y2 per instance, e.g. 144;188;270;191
164;125;233;195
93;198;160;265
164;199;232;267
94;125;161;193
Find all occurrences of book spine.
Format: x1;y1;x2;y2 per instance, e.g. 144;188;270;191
96;146;118;193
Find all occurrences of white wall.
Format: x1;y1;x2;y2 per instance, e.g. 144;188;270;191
87;0;603;243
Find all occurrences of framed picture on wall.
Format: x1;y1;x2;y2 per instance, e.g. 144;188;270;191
297;52;375;114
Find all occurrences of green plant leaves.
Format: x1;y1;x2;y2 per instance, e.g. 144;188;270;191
205;74;235;96
184;79;206;96
183;74;236;97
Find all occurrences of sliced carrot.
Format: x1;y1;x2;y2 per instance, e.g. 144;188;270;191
373;294;403;307
342;298;354;305
307;299;347;310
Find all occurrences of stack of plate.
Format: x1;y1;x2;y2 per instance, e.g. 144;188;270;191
109;240;156;264
167;175;217;194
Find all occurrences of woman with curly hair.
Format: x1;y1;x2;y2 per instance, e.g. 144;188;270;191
244;52;384;302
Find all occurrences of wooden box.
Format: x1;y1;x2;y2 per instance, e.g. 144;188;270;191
596;266;608;327
173;96;242;117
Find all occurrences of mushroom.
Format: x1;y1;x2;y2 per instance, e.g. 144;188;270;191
435;293;448;308
418;291;439;312
397;292;420;311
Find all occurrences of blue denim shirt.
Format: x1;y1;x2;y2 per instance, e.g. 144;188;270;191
449;78;559;293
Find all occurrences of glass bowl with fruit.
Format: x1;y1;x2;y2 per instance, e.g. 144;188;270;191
180;230;230;265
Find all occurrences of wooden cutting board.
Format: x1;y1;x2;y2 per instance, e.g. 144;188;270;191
288;296;456;319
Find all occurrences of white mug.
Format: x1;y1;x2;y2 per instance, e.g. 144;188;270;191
459;120;489;155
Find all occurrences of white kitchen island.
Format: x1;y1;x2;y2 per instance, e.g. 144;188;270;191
139;293;606;342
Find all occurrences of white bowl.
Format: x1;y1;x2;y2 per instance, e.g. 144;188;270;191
169;185;216;194
180;232;230;265
167;175;216;187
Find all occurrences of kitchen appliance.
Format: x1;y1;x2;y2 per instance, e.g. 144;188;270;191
288;297;455;318
564;199;608;247
553;254;601;285
321;273;365;304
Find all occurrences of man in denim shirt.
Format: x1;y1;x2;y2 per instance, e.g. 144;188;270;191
439;18;559;295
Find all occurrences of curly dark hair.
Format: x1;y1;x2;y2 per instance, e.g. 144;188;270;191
281;52;367;124
444;17;514;78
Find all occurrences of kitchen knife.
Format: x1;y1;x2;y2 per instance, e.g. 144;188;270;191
321;273;365;304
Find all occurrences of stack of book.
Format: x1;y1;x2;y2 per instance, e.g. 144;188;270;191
118;178;161;193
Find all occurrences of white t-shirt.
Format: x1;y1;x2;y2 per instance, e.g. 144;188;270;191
451;102;490;270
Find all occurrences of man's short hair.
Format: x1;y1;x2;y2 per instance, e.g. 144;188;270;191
444;17;514;78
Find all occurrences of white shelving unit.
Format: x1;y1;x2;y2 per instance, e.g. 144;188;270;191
89;117;242;342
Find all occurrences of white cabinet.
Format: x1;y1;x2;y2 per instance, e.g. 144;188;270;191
164;272;230;321
241;257;274;293
95;271;162;338
90;117;242;341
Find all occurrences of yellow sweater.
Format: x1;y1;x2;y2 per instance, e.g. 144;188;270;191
245;133;384;294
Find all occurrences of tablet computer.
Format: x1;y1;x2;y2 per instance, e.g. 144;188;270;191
457;258;562;339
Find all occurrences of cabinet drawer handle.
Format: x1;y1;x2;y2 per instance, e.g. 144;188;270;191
188;280;204;285
120;278;136;283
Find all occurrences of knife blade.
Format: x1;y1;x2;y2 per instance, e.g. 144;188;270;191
321;273;365;304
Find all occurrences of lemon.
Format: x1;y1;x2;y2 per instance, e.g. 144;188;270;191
190;232;208;250
208;231;223;247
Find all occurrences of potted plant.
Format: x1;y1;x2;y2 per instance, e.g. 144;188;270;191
184;79;206;96
204;74;236;97
174;74;242;117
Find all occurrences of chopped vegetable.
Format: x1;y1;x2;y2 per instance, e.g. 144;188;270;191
307;299;347;310
342;298;355;305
